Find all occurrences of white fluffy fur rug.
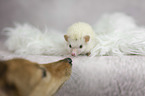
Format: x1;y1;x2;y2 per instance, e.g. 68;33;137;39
4;13;145;56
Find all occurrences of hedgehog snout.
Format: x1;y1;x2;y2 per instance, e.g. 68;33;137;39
71;53;76;56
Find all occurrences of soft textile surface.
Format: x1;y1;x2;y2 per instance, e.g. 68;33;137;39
0;40;145;96
4;13;145;56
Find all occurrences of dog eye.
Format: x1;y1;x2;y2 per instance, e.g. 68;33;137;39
80;45;83;48
69;44;72;48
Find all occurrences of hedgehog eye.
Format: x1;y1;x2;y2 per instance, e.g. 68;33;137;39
69;44;72;48
79;45;83;48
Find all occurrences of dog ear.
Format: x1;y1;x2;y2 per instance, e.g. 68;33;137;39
64;35;69;42
84;35;90;42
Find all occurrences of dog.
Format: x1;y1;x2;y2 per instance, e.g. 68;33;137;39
0;58;72;96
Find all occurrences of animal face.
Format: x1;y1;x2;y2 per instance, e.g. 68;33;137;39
0;58;72;96
64;35;90;56
44;58;72;79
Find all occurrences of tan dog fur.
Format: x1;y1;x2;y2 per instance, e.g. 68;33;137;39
0;58;72;96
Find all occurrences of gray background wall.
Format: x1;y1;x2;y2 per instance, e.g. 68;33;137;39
0;0;145;35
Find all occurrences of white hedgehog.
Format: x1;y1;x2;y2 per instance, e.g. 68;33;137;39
64;22;98;56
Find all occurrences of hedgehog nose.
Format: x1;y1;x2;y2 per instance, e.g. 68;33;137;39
71;53;76;56
64;58;72;65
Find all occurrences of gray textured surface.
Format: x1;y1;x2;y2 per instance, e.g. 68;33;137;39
0;0;145;33
56;56;145;96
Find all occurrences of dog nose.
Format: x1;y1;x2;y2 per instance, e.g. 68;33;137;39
64;58;72;65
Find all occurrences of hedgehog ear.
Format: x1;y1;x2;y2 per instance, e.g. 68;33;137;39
64;35;69;42
84;35;90;42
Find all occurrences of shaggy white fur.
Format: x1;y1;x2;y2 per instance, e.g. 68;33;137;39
4;13;145;56
91;13;145;56
4;24;68;55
